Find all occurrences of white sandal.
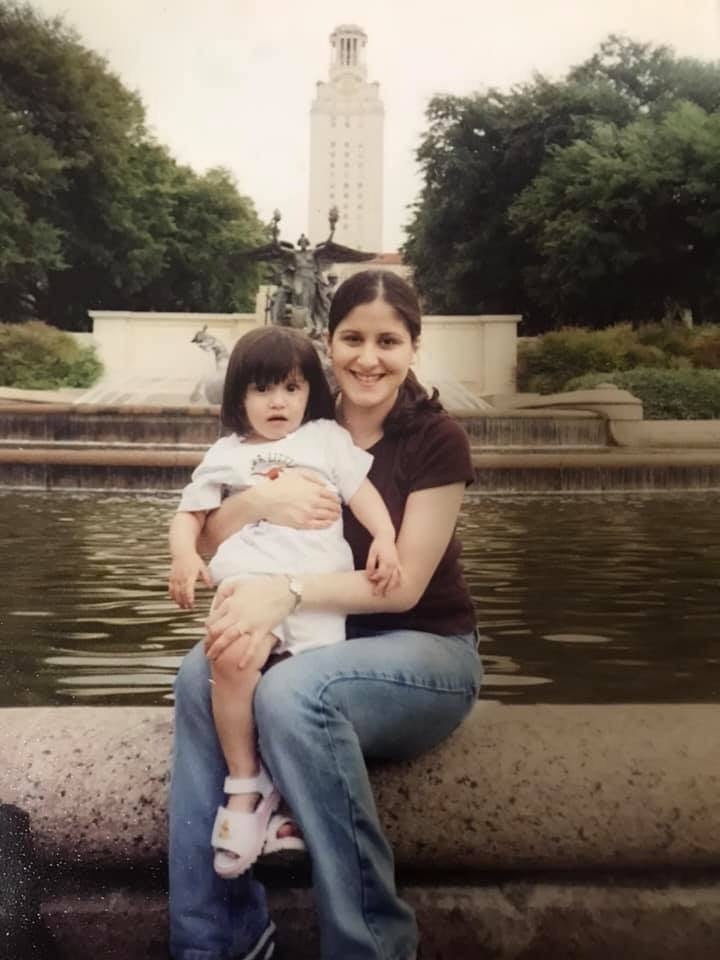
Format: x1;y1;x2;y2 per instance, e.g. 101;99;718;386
211;766;280;879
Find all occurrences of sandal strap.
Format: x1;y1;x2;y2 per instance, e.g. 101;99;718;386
224;765;273;798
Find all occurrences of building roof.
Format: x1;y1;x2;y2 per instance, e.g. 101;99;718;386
331;24;367;36
367;252;404;265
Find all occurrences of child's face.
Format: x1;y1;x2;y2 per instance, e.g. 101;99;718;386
242;371;310;441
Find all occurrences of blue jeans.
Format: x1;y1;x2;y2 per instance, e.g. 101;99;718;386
169;629;482;960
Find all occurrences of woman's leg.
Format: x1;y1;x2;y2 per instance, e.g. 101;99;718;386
254;630;482;960
169;641;274;960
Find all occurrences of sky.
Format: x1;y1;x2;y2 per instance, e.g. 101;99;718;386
30;0;720;251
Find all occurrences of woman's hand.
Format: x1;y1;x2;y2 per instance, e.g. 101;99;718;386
204;576;294;666
204;469;342;553
256;468;342;529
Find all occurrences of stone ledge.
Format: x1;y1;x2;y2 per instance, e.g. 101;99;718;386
4;703;720;958
1;703;719;872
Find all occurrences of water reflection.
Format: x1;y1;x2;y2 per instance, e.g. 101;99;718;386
1;491;720;706
460;491;720;704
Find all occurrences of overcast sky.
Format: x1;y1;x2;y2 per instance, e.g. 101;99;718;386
30;0;720;251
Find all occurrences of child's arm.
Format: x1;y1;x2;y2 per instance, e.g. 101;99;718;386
169;511;213;609
347;479;401;596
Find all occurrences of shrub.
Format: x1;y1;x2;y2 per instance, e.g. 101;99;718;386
688;326;720;369
565;368;720;419
0;322;103;389
517;324;664;393
634;323;695;358
517;323;720;394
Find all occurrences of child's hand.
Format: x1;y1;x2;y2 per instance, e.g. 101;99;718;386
169;553;212;609
365;534;401;596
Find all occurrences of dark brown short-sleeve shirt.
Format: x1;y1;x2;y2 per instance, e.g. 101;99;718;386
344;412;477;637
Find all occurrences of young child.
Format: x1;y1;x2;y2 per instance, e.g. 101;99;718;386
168;326;399;879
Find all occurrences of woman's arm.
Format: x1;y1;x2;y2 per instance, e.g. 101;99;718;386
205;481;465;664
200;468;342;554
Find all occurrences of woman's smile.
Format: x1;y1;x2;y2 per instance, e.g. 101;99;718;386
330;298;416;416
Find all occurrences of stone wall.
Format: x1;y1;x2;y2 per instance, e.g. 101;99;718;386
87;309;520;397
1;702;719;958
417;315;519;395
88;311;258;380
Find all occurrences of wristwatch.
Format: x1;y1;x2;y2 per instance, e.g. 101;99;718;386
284;574;303;612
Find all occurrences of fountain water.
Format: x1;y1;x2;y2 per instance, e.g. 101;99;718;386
1;397;719;492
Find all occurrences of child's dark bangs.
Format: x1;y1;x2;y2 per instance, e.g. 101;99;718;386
246;336;300;388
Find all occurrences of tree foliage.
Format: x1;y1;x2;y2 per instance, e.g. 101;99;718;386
0;2;265;329
403;35;720;330
510;102;720;327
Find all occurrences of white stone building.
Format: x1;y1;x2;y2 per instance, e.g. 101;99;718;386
308;24;383;253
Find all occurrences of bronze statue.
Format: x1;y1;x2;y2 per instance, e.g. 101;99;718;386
244;208;375;342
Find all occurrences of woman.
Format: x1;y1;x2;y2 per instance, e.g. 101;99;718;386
169;270;483;960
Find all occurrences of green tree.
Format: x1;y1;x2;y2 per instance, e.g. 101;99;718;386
0;99;65;318
568;35;720;117
126;162;266;313
403;76;634;317
0;2;264;328
509;102;720;326
0;1;146;325
403;35;720;330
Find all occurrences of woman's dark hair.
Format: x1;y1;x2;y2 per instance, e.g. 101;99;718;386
327;269;444;434
220;327;335;435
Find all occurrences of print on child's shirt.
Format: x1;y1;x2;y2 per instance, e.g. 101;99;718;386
250;451;296;481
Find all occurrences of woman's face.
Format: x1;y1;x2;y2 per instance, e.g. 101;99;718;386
329;297;416;415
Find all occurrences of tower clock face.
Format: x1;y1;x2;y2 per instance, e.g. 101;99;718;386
339;75;357;96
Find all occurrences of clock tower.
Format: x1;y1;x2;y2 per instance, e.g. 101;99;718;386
308;25;384;251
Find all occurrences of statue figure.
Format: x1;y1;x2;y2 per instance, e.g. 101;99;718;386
241;208;375;342
191;325;229;368
190;325;228;404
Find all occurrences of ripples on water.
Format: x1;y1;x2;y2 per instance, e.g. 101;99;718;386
1;490;719;706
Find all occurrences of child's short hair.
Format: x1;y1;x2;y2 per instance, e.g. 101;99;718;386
220;327;335;435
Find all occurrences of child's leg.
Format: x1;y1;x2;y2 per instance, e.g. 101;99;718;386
210;632;279;814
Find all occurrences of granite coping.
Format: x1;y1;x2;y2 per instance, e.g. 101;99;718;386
1;702;718;873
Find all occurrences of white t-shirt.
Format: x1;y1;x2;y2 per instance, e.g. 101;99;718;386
177;418;373;585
